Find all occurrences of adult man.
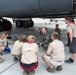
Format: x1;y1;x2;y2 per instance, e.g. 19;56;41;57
55;24;61;35
36;27;50;50
55;24;61;40
42;32;65;72
65;16;76;63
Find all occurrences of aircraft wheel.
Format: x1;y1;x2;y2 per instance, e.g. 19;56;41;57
22;21;29;28
7;21;12;30
0;21;4;31
4;21;12;31
16;21;22;27
31;21;34;27
29;21;34;27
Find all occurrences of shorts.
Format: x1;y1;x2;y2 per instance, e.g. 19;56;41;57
20;61;38;71
69;38;76;53
44;55;64;67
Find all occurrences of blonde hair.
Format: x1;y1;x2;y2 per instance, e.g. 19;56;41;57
28;35;36;42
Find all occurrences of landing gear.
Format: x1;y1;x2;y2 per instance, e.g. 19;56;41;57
3;20;12;31
22;21;34;28
16;21;22;28
15;19;34;28
31;21;34;27
22;21;29;28
0;18;12;31
0;21;4;31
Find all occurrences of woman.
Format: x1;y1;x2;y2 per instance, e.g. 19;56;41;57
11;35;26;61
20;35;39;75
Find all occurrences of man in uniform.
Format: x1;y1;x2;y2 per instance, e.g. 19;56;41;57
65;16;76;63
36;27;51;50
55;24;61;40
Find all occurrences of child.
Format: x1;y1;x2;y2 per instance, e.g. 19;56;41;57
3;32;11;54
20;35;39;75
11;35;26;61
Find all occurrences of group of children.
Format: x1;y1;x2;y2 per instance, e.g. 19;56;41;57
0;31;65;75
0;16;76;75
0;33;38;75
11;35;38;75
0;24;62;75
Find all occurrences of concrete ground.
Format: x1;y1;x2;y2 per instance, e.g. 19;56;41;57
0;23;76;75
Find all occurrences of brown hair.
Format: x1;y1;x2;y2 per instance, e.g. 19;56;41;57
65;16;74;22
4;32;8;36
56;24;59;27
52;32;60;39
28;35;36;42
43;27;48;32
19;35;26;43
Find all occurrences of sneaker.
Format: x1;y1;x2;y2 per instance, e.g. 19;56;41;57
13;58;18;61
56;65;63;71
23;70;29;75
65;58;74;63
46;67;55;73
29;70;35;75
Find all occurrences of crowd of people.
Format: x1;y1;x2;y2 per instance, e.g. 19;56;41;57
0;16;76;75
